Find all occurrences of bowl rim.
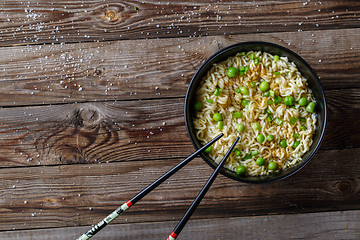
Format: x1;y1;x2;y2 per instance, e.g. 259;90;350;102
184;41;327;183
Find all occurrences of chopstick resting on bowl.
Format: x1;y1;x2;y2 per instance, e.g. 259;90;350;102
167;137;239;240
77;133;224;240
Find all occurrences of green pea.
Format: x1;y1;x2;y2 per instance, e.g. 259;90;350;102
251;150;259;156
292;140;300;149
267;135;275;142
233;111;242;118
257;134;265;143
264;91;270;97
293;133;299;139
217;121;224;129
214;87;222;96
253;123;261;130
254;58;260;65
275;118;284;126
194;101;202;111
284;96;295;106
239;66;246;72
236;123;245;132
241;99;250;107
240;87;249;95
213;113;223;121
274;55;280;61
298;97;308;106
239;71;245;76
280;139;287;148
204;146;212;153
289;117;297;125
256;157;266;166
227;67;238;77
236;165;247;175
259;81;270;92
306;102;316;113
268;161;277;170
233;148;242;156
206;99;213;104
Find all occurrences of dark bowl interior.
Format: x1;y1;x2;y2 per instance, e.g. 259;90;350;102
184;41;327;183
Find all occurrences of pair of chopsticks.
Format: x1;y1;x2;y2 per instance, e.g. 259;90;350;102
77;133;239;240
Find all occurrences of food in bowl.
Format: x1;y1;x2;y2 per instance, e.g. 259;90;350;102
192;51;317;176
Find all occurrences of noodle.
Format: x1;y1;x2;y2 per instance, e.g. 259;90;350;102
193;51;316;176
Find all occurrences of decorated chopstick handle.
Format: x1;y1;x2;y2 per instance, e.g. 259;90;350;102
167;231;178;240
77;201;133;240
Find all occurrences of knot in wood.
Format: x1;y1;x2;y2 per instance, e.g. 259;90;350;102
334;179;355;196
73;107;103;128
337;181;351;192
105;9;118;22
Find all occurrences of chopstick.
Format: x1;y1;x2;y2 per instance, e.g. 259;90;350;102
77;133;224;240
167;137;239;240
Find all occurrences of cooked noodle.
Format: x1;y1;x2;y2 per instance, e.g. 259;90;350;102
193;51;316;176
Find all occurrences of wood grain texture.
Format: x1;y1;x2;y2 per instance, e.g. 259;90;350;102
0;87;359;168
0;0;359;237
0;148;359;231
0;0;360;46
0;98;189;167
0;27;359;106
0;210;359;239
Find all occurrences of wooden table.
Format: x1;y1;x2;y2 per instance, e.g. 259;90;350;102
0;0;359;239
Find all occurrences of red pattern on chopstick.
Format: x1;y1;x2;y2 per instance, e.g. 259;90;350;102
167;231;178;240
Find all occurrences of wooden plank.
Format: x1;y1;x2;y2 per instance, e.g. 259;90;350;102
0;210;359;239
0;87;359;168
0;27;359;106
0;98;190;167
1;0;360;46
0;148;359;231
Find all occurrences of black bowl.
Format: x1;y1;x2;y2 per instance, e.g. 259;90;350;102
184;41;327;183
